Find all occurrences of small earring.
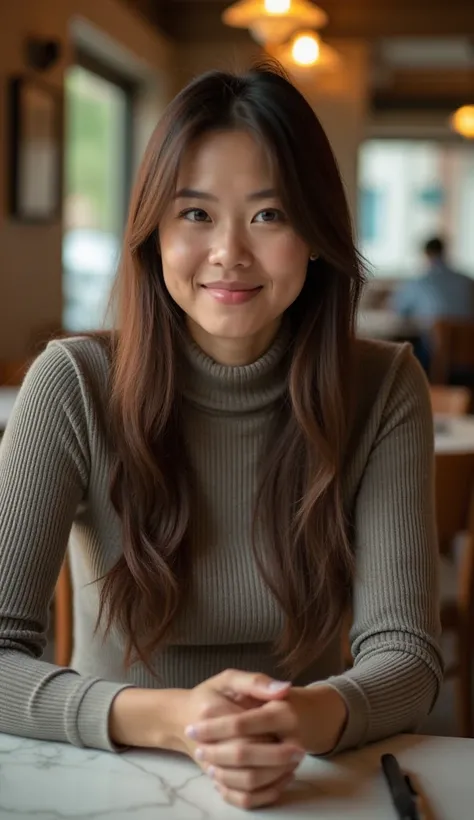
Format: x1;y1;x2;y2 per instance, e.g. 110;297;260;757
310;252;318;261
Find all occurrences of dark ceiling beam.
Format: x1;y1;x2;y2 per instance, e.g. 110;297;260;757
156;0;474;41
374;67;474;111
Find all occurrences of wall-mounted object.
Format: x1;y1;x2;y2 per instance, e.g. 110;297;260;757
25;37;62;72
8;76;63;223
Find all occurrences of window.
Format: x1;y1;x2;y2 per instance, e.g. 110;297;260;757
359;187;384;243
63;60;133;331
358;140;474;279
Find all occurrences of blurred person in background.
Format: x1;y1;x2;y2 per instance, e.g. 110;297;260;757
392;236;474;370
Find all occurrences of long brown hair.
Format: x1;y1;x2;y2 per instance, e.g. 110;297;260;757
97;64;366;677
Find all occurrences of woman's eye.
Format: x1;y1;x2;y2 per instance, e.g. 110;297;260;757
253;209;285;223
179;208;211;223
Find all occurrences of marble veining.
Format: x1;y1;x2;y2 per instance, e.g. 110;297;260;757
0;736;216;820
1;732;473;820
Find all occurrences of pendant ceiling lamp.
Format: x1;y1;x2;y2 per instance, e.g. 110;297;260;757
450;104;474;139
221;0;328;46
278;30;341;69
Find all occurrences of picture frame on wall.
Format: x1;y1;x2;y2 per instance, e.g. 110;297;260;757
8;75;63;223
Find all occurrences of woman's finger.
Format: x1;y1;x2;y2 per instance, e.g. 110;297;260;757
209;762;296;792
210;669;292;703
195;740;305;768
187;700;296;743
215;771;294;810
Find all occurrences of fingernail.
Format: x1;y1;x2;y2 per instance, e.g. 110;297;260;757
207;765;216;779
195;748;205;761
185;725;197;739
292;751;305;763
267;680;291;692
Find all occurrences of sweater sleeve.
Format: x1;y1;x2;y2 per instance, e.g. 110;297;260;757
312;347;443;753
0;343;133;751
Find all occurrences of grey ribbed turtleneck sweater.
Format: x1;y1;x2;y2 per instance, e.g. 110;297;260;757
0;331;442;754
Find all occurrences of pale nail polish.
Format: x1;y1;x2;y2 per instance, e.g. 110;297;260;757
207;765;216;779
292;751;305;763
195;748;205;761
266;680;291;692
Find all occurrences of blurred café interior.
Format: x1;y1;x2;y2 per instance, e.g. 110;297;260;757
1;0;474;739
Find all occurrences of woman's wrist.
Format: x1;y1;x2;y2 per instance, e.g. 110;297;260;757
289;684;348;755
109;687;189;752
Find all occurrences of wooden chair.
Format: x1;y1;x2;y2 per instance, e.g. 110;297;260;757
430;319;474;388
436;452;474;737
54;554;73;667
430;386;472;416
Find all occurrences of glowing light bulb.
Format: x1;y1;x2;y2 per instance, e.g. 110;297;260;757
264;0;291;14
291;32;320;66
451;105;474;139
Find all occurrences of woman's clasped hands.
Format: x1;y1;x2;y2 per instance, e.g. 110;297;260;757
180;669;307;810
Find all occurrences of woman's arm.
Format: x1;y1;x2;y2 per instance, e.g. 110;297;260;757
315;346;443;754
0;343;133;750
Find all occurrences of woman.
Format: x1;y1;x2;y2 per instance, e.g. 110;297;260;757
0;65;442;810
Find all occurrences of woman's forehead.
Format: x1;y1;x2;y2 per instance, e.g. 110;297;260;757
175;129;280;194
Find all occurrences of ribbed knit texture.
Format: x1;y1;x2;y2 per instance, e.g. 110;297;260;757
0;331;443;754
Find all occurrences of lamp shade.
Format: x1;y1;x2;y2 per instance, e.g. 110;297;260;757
276;30;341;70
222;0;328;45
450;105;474;139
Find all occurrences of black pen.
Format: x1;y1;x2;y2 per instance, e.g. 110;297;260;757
381;753;421;820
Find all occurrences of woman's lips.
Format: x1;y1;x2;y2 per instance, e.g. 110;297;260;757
201;285;263;305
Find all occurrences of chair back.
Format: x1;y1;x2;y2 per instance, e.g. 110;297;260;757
436;453;474;554
436;452;474;650
436;453;474;737
431;319;474;385
54;554;73;667
430;386;472;416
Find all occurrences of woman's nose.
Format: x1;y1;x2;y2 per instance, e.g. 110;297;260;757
208;228;253;269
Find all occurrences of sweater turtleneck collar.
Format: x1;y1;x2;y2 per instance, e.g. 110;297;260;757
179;321;291;414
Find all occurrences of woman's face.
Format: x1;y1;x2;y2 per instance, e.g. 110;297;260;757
159;129;310;364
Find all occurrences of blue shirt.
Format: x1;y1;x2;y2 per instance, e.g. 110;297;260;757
392;260;474;327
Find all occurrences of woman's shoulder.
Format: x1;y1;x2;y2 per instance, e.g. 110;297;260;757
45;334;112;385
351;337;431;433
353;336;415;380
18;334;113;430
353;336;425;387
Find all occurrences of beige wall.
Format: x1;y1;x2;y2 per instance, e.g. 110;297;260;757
0;0;173;359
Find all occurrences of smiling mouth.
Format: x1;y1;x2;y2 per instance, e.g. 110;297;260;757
200;284;263;305
201;282;262;291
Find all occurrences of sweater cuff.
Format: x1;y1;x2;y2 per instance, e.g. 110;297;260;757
307;675;370;756
76;680;136;751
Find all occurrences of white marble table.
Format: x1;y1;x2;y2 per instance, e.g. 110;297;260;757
434;415;474;454
1;732;473;819
0;387;19;431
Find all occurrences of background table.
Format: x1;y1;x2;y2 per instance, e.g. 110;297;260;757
0;387;18;432
357;309;422;341
434;415;474;454
1;732;473;819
